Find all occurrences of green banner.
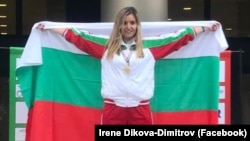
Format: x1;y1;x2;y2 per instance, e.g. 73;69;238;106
9;47;26;141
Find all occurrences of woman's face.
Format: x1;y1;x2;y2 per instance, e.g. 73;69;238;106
121;14;137;42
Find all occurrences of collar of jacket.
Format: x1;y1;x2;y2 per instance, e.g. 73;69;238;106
121;40;136;51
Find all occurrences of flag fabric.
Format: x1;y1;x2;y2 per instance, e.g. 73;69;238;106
16;21;228;141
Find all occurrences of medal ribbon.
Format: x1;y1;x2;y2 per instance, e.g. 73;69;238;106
121;50;133;66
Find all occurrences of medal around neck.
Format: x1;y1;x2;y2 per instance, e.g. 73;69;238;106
124;65;131;74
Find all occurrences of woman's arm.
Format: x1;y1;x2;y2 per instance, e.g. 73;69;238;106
193;23;220;35
148;22;221;60
36;23;105;59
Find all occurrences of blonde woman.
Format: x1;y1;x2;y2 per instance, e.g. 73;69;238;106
37;6;220;125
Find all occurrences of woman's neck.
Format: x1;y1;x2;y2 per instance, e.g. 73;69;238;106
123;38;134;45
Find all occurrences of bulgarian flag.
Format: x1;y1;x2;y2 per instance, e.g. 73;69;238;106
16;21;228;141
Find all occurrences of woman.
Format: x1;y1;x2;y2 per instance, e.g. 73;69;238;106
37;6;220;125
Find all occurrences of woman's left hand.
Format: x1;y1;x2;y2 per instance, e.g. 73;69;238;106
207;23;220;31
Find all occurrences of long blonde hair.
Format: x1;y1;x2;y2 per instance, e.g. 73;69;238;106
105;6;144;60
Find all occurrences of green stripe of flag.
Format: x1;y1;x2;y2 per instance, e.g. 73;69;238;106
17;47;219;111
152;56;219;111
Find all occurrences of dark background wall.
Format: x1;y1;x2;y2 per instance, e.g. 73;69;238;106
66;0;101;22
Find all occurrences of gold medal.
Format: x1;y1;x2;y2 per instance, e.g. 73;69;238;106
121;49;133;74
124;65;131;74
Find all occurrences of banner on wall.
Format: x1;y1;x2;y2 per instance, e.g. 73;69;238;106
9;47;27;141
218;50;231;124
